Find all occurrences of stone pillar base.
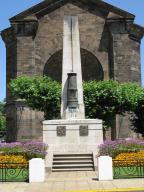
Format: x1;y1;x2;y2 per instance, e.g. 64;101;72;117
43;119;103;170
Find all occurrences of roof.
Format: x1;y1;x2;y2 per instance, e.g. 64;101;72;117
10;0;135;22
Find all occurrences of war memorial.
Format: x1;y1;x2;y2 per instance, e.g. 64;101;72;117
1;2;144;192
1;0;144;172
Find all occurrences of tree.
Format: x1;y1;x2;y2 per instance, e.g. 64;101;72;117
131;105;144;137
9;76;144;135
0;114;6;131
0;101;6;134
10;76;61;119
83;81;144;135
83;80;121;128
130;94;144;137
0;101;5;115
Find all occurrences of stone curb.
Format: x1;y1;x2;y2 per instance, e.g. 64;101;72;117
62;188;144;192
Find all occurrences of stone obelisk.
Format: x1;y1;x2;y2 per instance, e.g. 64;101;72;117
43;16;103;171
61;16;85;119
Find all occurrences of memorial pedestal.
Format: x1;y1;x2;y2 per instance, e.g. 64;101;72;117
43;119;103;170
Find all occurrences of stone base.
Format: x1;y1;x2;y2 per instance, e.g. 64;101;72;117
43;119;103;171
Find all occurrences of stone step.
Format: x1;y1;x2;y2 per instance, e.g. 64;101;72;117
52;153;94;172
53;160;93;164
53;164;94;168
52;167;94;172
53;153;93;157
53;156;92;160
53;163;93;166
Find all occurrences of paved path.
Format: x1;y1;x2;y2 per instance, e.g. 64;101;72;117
0;171;144;192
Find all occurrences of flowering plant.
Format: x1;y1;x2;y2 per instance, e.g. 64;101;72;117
0;141;48;159
98;139;144;158
113;151;144;167
23;141;48;159
0;155;28;168
0;142;23;154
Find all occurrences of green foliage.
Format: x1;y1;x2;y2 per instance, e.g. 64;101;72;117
83;80;144;132
0;101;6;132
118;83;144;111
0;101;5;115
83;80;121;128
114;83;144;136
9;76;144;135
10;76;61;119
131;103;144;136
0;114;6;132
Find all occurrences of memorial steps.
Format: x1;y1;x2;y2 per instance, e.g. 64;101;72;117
52;153;94;172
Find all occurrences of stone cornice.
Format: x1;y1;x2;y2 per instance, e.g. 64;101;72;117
11;20;38;38
1;20;38;44
106;17;134;23
127;24;144;42
106;18;134;34
107;18;144;42
1;27;16;44
10;0;135;21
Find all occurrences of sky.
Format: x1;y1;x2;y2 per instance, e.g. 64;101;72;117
0;0;144;102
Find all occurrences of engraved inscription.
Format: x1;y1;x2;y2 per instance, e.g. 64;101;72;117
79;125;88;136
57;126;66;136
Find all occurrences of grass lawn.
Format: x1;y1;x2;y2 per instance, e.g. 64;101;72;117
113;166;144;179
0;168;29;182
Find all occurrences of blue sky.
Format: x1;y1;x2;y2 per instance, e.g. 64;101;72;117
0;0;144;102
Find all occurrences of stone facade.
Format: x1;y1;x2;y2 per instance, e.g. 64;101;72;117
1;0;144;141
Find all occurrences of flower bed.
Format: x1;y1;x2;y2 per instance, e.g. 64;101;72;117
0;155;28;168
113;152;144;179
0;141;48;159
113;151;144;167
98;140;144;179
0;141;47;182
98;139;144;158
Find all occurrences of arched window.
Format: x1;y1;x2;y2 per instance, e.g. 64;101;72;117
43;49;104;82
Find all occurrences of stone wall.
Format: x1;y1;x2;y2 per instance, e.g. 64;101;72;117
108;19;142;138
34;3;109;78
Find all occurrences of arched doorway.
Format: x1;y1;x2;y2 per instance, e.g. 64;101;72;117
43;49;104;82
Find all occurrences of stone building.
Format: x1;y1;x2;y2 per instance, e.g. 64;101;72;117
1;0;144;141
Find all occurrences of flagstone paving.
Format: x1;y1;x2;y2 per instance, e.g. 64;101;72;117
0;171;144;192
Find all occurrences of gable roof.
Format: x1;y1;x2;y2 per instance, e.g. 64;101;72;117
10;0;135;22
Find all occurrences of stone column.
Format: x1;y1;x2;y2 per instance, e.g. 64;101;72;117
72;16;85;118
1;21;43;141
61;16;73;117
107;18;143;139
1;28;17;141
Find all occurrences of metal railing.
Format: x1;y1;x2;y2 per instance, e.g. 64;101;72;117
0;163;29;182
113;159;144;179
